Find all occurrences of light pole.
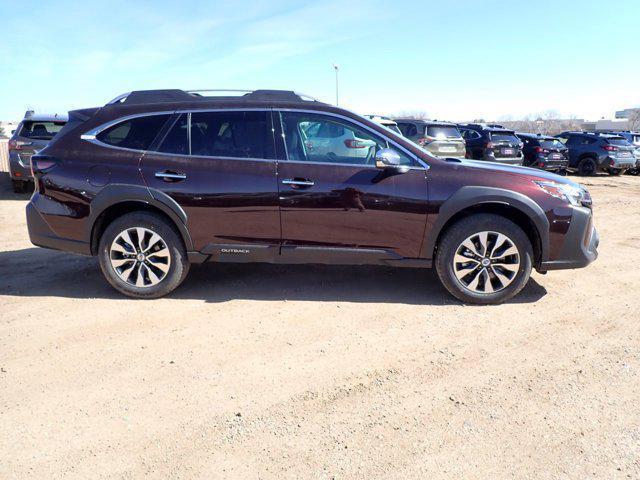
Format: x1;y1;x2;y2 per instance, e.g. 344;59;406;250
333;63;339;106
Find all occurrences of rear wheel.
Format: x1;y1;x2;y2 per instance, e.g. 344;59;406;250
435;214;533;304
98;212;189;298
577;157;597;176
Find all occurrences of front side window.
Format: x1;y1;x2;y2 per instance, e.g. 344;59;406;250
97;114;170;150
279;112;413;166
190;111;274;159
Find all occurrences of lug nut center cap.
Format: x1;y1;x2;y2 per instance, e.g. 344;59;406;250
136;253;146;262
481;258;490;267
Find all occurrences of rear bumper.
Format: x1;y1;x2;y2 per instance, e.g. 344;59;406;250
607;156;635;169
539;206;598;271
26;200;91;255
9;152;33;181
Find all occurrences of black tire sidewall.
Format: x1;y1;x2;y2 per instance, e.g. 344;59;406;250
98;212;189;299
578;157;597;176
435;214;533;305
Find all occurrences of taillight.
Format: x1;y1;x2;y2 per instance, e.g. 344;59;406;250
8;139;32;151
31;155;59;175
485;142;494;149
602;145;617;151
344;139;367;148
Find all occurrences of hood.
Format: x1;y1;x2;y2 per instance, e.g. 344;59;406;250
459;159;580;187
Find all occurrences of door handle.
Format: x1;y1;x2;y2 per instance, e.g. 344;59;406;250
155;171;187;182
282;178;314;187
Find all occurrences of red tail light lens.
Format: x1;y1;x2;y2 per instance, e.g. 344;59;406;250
534;146;550;154
344;139;367;148
485;142;494;149
8;139;31;151
602;145;617;151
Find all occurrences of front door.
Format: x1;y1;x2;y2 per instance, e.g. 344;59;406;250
140;110;280;258
275;111;428;261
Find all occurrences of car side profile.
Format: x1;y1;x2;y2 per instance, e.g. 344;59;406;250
517;133;568;174
8;111;68;192
457;124;524;165
555;131;636;175
27;89;598;304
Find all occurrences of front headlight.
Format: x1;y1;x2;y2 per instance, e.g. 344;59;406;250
533;180;591;207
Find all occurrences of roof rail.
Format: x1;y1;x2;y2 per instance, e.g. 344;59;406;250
105;89;320;106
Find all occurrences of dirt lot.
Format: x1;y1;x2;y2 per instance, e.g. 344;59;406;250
0;172;639;479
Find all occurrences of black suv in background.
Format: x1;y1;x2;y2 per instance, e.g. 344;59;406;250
517;133;568;174
555;132;636;176
394;119;466;159
457;124;523;165
8;111;68;192
26;89;598;305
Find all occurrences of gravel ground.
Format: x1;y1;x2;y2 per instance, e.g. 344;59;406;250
0;172;639;479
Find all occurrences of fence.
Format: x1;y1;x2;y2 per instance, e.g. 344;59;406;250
0;139;9;172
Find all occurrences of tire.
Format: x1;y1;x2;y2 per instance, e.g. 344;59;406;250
98;212;190;299
435;214;533;305
577;157;597;176
12;179;27;193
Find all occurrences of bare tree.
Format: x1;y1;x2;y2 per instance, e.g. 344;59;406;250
0;126;5;138
392;110;430;120
627;109;640;131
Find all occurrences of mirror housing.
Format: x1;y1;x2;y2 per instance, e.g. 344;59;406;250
375;148;408;172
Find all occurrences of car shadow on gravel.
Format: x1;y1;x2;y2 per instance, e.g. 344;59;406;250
0;247;548;305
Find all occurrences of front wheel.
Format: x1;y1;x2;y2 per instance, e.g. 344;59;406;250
577;157;597;176
435;214;533;304
98;212;190;298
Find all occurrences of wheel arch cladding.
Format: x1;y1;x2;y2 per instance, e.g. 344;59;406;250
424;186;549;266
88;184;193;255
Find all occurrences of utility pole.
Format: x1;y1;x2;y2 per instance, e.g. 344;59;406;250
333;63;339;106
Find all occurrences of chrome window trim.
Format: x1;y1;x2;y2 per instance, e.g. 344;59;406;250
276;108;430;170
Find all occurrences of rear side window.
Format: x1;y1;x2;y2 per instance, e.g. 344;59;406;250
19;120;67;140
97;114;170;150
398;123;418;137
190;111;274;159
157;114;189;155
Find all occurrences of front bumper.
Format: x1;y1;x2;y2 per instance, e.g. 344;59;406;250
539;206;598;271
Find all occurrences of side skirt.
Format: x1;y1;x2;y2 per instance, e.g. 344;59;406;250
195;244;432;268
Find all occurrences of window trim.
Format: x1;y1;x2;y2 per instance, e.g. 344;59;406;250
274;109;428;170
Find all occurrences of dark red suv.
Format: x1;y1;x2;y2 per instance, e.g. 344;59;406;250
26;89;598;304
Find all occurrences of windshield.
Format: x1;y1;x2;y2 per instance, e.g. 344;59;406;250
383;124;402;135
490;132;519;143
426;126;461;139
19;120;67;140
540;139;566;149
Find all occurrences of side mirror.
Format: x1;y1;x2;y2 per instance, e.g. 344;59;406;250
375;148;409;173
375;148;402;168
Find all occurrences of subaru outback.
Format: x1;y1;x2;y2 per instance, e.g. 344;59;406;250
26;89;598;304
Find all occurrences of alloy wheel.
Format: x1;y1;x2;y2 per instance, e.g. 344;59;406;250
452;231;520;294
109;227;171;287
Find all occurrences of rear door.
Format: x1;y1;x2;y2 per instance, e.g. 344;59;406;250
140;110;281;257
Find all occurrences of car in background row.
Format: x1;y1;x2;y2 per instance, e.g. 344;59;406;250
364;115;403;135
600;130;640;174
8;111;68;192
395;119;465;159
457;124;523;165
517;133;568;174
555;131;636;176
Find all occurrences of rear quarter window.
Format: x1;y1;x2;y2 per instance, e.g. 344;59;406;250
97;114;170;150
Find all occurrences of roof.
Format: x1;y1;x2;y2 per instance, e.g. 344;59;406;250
106;89;326;107
516;132;555;140
394;118;457;126
459;123;514;133
22;110;68;122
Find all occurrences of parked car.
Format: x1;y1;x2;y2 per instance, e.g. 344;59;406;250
364;115;403;135
395;119;465;159
517;133;568;174
555;131;636;175
8;111;68;192
599;131;640;174
27;89;598;304
457;124;524;165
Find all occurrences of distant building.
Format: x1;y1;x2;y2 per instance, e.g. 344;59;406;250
615;108;640;119
582;119;629;131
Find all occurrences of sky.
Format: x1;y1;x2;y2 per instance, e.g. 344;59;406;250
1;0;639;122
